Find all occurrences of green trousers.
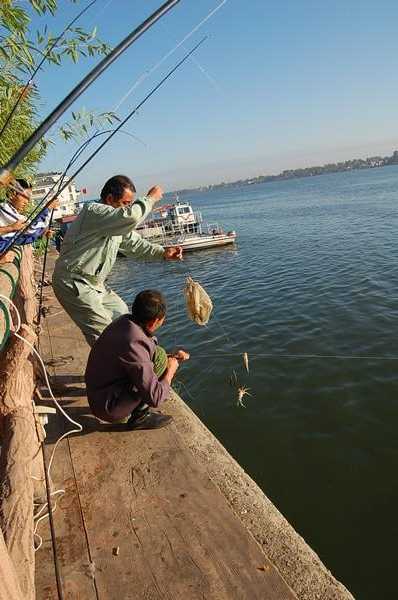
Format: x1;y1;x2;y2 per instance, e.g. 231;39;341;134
153;345;168;377
52;274;128;346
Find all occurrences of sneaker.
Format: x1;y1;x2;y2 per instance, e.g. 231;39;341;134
126;410;173;430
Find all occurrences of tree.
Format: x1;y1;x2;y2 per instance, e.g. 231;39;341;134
0;0;115;186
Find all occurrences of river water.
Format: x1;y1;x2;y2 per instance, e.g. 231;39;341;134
108;165;398;599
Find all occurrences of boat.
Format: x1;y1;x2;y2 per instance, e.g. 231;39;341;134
54;200;237;254
134;201;237;252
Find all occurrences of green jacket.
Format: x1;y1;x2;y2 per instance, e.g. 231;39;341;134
53;196;164;289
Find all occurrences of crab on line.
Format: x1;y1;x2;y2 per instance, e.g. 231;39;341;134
237;386;251;408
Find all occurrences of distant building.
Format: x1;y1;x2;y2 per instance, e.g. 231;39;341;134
32;172;82;220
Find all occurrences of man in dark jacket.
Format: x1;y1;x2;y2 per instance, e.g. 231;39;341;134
85;289;189;429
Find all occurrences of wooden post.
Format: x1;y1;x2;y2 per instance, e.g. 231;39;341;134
13;246;36;328
0;533;24;600
0;247;42;600
0;327;38;600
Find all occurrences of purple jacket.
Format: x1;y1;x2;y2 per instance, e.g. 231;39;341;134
85;314;170;422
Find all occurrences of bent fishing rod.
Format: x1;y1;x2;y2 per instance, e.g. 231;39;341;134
0;0;99;142
0;36;207;257
0;0;181;188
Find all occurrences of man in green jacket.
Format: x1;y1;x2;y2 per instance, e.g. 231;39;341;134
52;175;182;346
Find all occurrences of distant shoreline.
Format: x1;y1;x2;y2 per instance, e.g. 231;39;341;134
174;150;398;195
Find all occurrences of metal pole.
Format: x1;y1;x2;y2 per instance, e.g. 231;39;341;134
37;210;54;327
41;442;64;600
0;0;180;177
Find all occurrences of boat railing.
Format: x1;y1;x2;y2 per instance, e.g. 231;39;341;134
205;222;224;235
194;211;203;224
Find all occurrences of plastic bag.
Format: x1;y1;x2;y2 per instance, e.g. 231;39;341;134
184;276;213;326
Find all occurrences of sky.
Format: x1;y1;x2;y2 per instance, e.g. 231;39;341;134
28;0;398;198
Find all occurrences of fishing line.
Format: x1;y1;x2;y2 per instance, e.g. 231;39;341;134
186;53;223;94
50;128;148;175
88;0;115;25
0;36;208;257
182;351;398;361
0;0;99;142
113;0;228;112
62;128;147;177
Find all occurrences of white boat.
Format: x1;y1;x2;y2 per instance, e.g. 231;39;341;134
57;200;237;254
135;201;237;252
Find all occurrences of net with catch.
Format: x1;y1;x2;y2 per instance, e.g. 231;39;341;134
184;276;213;326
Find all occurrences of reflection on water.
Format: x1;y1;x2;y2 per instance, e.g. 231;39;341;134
109;166;398;600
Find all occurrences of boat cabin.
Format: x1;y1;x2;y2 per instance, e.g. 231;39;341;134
170;203;196;225
148;202;201;236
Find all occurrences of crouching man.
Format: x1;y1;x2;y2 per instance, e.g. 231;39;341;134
85;289;189;430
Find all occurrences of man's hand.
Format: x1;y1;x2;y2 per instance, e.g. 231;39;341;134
44;228;54;239
167;356;179;369
147;185;163;203
164;246;183;260
48;198;60;210
163;355;180;385
172;350;190;362
163;349;190;385
7;219;26;233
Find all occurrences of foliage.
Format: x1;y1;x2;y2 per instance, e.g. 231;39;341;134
33;232;50;256
59;108;120;142
0;1;111;76
0;0;114;188
0;73;47;188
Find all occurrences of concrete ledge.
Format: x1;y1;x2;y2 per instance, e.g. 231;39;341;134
166;391;354;600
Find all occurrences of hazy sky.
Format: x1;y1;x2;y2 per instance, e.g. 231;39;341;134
32;0;398;197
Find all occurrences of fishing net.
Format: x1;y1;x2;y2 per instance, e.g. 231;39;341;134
184;276;213;326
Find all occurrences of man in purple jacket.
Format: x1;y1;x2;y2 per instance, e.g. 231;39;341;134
85;289;189;430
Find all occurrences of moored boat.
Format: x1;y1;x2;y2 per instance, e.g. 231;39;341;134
135;201;237;252
55;200;237;254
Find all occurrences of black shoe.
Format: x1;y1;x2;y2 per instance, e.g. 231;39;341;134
126;410;173;430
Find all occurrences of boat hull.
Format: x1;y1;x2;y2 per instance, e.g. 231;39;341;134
164;233;236;251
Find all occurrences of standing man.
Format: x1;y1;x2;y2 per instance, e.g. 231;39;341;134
52;175;182;346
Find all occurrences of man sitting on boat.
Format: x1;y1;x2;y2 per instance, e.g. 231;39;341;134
85;289;189;430
52;175;182;347
0;178;58;257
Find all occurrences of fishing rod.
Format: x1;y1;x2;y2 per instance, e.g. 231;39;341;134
1;128;147;257
0;0;99;142
0;0;181;187
0;36;207;256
